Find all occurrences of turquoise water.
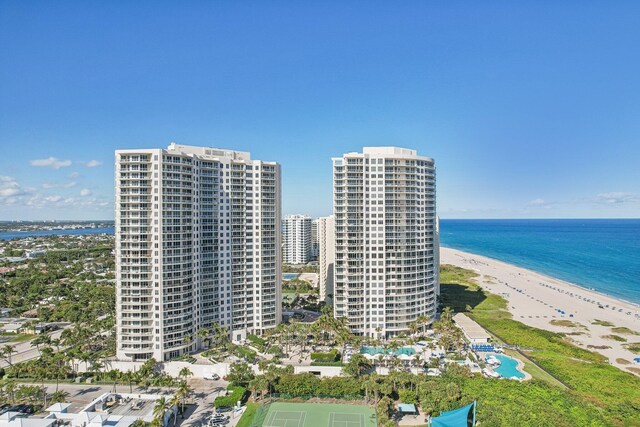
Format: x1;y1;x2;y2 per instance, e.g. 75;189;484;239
283;273;299;280
440;219;640;304
491;353;525;379
360;346;416;356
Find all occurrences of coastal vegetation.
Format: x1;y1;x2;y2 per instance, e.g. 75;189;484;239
611;326;639;335
549;319;586;329
440;264;640;426
282;264;319;274
592;319;615;327
623;343;640;354
601;334;627;342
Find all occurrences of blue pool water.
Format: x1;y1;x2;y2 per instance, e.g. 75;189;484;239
360;346;416;356
440;219;640;304
491;353;525;379
283;273;299;280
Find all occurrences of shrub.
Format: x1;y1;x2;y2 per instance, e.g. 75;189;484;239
214;385;247;408
310;349;339;362
247;334;267;351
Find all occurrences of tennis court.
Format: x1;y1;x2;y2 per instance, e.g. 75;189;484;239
256;402;376;427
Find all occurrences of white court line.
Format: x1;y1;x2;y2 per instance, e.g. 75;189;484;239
265;410;276;427
298;411;306;427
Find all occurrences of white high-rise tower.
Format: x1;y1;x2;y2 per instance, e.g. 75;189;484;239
332;147;437;338
317;215;335;303
283;214;312;264
115;143;281;361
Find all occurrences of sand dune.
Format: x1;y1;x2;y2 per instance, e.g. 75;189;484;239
441;247;640;375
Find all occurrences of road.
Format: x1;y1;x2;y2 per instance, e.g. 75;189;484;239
0;329;64;368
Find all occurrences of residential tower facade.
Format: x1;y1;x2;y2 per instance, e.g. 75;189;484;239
115;143;281;361
317;215;335;304
282;214;312;264
332;147;437;338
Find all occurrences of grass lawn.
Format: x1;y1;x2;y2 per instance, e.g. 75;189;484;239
237;402;260;427
253;402;376;427
0;333;36;343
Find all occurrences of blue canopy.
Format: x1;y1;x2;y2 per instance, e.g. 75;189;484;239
428;402;476;427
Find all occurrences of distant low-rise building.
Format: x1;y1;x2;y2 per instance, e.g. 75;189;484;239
0;323;24;334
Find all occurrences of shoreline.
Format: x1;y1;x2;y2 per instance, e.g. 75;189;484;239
440;247;640;374
441;244;640;309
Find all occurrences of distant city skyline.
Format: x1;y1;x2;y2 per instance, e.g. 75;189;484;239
2;2;639;220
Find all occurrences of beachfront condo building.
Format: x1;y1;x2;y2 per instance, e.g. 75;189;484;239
317;215;335;304
332;147;438;338
311;218;320;260
283;214;312;264
115;143;282;362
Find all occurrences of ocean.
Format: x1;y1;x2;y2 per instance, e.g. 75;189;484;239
0;227;115;240
439;219;640;305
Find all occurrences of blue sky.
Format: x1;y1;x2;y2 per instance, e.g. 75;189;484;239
1;1;639;220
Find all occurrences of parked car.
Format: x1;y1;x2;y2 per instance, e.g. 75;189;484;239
8;405;35;414
216;406;232;413
211;414;228;421
204;373;220;380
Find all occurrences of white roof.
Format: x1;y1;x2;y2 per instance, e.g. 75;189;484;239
0;418;56;427
46;403;71;413
453;313;491;341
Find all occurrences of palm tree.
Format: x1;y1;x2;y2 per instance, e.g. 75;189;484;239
0;345;16;372
169;395;181;426
50;390;69;403
182;335;193;353
197;328;210;350
122;371;135;393
153;396;169;426
178;367;193;383
3;379;17;403
177;381;191;416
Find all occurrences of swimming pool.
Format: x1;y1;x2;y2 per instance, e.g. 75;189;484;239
283;273;299;280
360;346;416;356
491;353;525;379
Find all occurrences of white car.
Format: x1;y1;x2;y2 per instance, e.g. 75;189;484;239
204;373;220;380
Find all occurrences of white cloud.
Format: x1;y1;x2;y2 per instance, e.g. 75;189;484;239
596;192;639;204
0;176;22;198
82;160;102;168
1;178;111;212
68;172;80;179
527;198;547;206
30;157;72;169
42;181;77;189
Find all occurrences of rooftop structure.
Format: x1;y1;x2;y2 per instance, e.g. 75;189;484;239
453;313;491;343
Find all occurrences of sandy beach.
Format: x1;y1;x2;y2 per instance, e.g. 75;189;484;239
441;247;640;375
